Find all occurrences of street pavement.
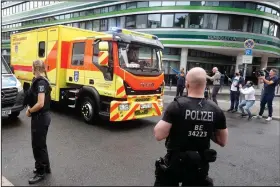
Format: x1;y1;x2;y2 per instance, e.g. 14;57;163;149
2;99;280;186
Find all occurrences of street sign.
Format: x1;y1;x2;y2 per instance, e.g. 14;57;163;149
244;39;255;49
242;55;253;64
245;49;252;55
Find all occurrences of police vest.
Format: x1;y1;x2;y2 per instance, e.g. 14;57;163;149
165;96;217;153
25;76;52;113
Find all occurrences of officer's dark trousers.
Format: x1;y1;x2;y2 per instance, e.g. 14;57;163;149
230;90;240;110
31;112;51;174
154;175;213;186
259;93;275;117
176;86;184;96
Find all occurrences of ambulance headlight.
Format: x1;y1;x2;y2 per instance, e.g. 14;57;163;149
16;79;23;92
118;103;130;111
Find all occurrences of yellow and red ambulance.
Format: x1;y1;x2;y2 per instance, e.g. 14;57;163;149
11;25;165;124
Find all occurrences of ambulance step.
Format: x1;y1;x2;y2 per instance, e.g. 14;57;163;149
69;90;79;94
68;104;76;108
99;111;110;117
68;97;76;101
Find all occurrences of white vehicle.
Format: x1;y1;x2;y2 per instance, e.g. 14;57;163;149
1;56;25;119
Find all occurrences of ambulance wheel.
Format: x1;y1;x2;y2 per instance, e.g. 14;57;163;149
81;97;96;124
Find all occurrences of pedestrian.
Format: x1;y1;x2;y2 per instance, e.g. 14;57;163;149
255;69;279;121
227;71;245;113
25;60;52;184
206;67;221;105
176;70;185;97
153;67;228;186
238;81;255;120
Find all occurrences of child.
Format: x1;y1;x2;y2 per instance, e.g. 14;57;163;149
238;81;255;120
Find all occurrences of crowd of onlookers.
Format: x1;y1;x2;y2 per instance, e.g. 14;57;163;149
174;67;280;121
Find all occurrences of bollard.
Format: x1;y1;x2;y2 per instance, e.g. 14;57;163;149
170;80;172;90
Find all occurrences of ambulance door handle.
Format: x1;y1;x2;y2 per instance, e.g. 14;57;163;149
89;79;94;85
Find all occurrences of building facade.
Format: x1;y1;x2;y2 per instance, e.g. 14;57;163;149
1;1;280;85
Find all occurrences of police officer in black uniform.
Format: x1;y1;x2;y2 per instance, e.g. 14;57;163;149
154;67;228;186
25;60;52;184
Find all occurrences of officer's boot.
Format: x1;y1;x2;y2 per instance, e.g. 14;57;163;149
28;167;46;184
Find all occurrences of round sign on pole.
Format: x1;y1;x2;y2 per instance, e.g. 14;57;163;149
244;39;255;49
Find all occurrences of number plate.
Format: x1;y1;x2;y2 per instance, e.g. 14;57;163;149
2;110;11;116
140;103;152;110
135;109;148;116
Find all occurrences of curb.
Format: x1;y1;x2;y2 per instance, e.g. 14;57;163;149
2;176;14;186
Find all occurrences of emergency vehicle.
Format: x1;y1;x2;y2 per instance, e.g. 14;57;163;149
11;25;165;123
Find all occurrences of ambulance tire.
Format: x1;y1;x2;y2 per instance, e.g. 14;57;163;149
81;97;96;124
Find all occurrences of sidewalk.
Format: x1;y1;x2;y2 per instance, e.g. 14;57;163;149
2;176;13;186
164;85;280;97
163;95;280;120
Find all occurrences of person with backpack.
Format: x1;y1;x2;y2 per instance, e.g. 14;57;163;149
206;67;221;105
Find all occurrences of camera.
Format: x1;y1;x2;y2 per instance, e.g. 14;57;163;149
256;69;269;77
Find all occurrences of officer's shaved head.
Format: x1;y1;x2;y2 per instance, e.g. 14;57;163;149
186;67;207;98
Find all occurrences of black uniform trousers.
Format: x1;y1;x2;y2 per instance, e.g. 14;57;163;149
31;112;51;174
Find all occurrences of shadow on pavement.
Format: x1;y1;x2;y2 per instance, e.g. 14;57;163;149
1;117;23;129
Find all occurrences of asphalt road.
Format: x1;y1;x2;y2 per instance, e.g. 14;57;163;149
2;103;280;186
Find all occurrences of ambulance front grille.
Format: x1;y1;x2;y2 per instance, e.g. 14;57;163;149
123;82;162;95
1;88;18;105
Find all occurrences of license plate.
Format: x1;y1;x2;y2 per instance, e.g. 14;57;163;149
2;110;11;116
135;109;149;116
140;103;152;110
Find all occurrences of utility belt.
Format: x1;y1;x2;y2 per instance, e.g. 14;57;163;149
155;149;217;182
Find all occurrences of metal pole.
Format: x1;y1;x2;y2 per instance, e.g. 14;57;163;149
243;63;247;82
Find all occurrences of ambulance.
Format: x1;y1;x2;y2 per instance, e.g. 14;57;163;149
11;25;165;124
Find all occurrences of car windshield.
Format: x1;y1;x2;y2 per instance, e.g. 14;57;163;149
1;57;11;74
118;42;162;72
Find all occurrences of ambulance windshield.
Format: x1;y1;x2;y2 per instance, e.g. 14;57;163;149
118;42;162;72
1;57;11;74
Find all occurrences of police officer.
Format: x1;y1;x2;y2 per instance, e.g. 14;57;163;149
25;60;52;184
154;67;228;186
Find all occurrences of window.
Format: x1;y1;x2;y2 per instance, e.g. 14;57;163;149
245;2;256;10
243;17;253;32
80;11;86;17
100;7;108;13
176;1;190;5
268;22;275;36
38;42;45;57
80;22;86;29
137;1;148;8
73;12;79;18
86;21;93;30
272;9;277;15
257;5;264;11
85;10;93;16
174;13;189;28
116;16;125;28
202;14;217;29
34;1;38;8
127;2;136;9
205;1;219;6
149;1;161;7
148;14;160;28
59;15;65;20
219;1;232;7
93;20;100;31
108;18;116;28
12;6;15;14
94;8;101;14
217;15;229;30
65;14;71;19
136;15;147;28
265;7;272;13
190;1;203;6
162;1;175;6
126;15;136;29
71;42;85;66
233;1;245;8
100;19;108;31
274;24;278;37
73;22;80;28
38;1;42;7
189;13;204;29
229;15;244;31
262;20;269;35
109;6;116;12
253;18;262;34
15;5;19;13
26;1;30;10
161;14;174;27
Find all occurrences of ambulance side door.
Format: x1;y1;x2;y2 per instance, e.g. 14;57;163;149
67;41;85;85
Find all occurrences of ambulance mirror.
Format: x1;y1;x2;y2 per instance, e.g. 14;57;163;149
98;51;109;67
99;41;109;51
